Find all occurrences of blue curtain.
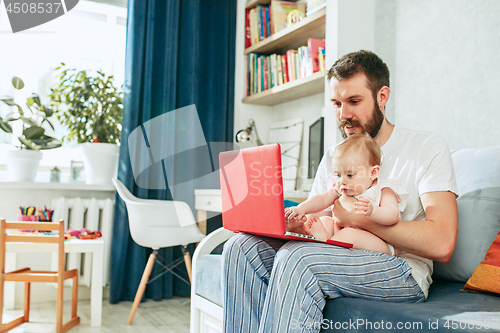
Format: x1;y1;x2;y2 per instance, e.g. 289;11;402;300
110;0;236;303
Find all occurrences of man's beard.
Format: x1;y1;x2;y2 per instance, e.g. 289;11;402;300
338;101;385;139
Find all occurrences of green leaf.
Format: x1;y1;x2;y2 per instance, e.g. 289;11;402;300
42;118;55;130
35;140;62;150
0;118;13;133
18;137;41;150
24;126;45;139
31;94;41;106
0;98;16;106
16;104;24;115
19;117;37;126
42;106;54;117
12;76;24;90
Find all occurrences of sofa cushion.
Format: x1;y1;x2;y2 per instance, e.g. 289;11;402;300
433;146;500;282
433;187;500;282
321;279;500;332
463;230;500;295
195;254;223;306
451;146;500;196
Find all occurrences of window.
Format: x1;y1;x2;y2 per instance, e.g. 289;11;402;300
0;0;127;172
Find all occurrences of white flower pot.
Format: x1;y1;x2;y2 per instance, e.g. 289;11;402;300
6;150;43;182
81;143;119;185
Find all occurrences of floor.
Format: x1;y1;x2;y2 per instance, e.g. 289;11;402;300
2;297;191;332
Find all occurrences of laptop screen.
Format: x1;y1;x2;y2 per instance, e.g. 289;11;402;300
219;144;286;237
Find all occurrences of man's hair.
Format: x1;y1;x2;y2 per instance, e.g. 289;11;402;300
327;50;390;100
333;132;381;166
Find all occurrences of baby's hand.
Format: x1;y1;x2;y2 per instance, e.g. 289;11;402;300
284;206;307;222
354;196;373;216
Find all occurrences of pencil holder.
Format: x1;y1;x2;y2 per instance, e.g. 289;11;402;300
18;214;38;222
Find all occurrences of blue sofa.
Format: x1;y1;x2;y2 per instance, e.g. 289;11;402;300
190;146;500;333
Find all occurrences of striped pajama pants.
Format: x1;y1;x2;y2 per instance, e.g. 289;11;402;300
222;233;426;333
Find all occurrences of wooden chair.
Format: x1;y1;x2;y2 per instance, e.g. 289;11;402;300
0;219;80;333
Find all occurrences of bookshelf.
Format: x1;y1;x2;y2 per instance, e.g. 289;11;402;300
244;9;326;55
242;70;325;106
242;5;326;106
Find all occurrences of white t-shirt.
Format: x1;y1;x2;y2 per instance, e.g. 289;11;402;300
356;179;409;215
310;126;459;298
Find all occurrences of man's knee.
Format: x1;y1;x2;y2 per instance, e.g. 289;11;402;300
275;242;317;273
223;233;248;258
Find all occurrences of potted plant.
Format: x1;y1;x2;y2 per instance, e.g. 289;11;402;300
0;76;62;181
48;63;123;184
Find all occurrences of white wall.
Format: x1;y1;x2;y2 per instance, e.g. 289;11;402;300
271;93;323;190
375;0;500;150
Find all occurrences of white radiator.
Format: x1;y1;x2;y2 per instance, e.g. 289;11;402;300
51;197;114;287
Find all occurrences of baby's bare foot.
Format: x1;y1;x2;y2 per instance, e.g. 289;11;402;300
307;217;330;240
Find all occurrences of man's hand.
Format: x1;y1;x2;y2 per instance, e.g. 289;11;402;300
332;198;361;228
336;191;458;263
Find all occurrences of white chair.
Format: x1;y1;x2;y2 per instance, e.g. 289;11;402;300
112;178;205;325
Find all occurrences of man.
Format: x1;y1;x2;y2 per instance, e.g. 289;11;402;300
222;50;458;333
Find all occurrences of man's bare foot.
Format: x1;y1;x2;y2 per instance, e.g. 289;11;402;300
304;216;330;240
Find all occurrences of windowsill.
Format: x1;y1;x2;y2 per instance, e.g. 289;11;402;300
0;180;115;191
0;171;115;191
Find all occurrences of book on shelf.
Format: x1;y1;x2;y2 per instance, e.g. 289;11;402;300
277;55;283;85
245;35;325;96
282;54;288;83
246;4;273;47
264;57;268;90
306;0;326;16
270;1;306;35
245;9;251;48
307;38;325;73
286;49;297;82
318;46;325;71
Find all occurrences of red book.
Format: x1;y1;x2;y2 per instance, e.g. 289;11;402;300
307;38;325;73
281;55;288;83
260;6;267;39
245;8;251;48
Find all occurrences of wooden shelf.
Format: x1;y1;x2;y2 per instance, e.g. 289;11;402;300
244;9;326;55
242;70;326;106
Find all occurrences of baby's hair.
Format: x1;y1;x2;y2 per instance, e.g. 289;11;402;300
332;133;381;166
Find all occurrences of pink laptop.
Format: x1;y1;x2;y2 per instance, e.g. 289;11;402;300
219;143;353;248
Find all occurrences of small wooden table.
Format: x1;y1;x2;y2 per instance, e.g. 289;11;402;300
194;190;222;235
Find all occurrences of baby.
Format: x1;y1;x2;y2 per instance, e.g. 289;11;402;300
284;133;408;255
